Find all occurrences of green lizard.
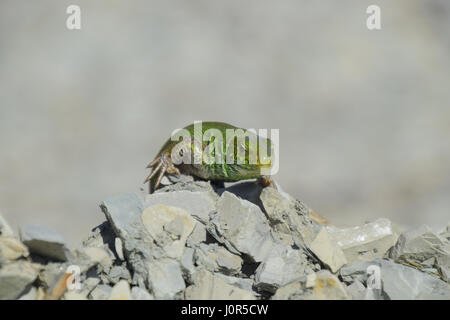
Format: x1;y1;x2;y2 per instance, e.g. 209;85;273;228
144;121;275;192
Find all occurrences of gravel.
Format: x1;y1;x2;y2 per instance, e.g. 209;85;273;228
0;176;449;300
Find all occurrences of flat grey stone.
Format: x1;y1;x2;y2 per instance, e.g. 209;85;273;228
340;260;379;284
309;227;347;273
180;247;197;284
185;270;256;300
379;259;450;299
101;193;145;240
207;191;279;262
141;204;196;260
105;264;131;284
272;270;350;300
255;247;313;293
346;280;367;300
216;181;265;209
109;280;132;299
147;258;185;299
345;280;382;300
341;258;450;299
0;261;39;299
193;243;243;276
146;190;216;224
214;273;255;293
186;222;208;246
260;187;320;247
79;277;101;297
157;180;217;194
18;286;38;300
100;193;154;287
89;284;113;300
82;221;116;255
39;262;71;293
80;246;113;273
159;174;194;187
20;224;71;261
388;225;450;282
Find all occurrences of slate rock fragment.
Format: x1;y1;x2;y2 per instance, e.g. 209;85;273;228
20;224;71;261
0;261;39;299
207;191;280;262
388;225;450;282
146;190;216;224
272;270;350;300
327;218;398;264
185;270;255;300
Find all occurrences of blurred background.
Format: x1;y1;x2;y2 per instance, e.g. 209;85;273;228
1;0;449;246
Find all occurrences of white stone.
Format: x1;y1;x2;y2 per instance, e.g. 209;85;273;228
142;204;196;259
82;247;112;269
0;236;29;260
309;227;347;273
115;237;125;260
327;218;398;263
109;280;132;300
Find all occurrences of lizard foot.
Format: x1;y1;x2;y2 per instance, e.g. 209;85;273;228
257;175;277;190
144;151;180;192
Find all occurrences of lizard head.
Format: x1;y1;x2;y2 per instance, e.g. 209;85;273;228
225;132;274;179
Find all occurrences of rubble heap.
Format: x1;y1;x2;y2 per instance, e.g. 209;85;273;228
1;176;449;300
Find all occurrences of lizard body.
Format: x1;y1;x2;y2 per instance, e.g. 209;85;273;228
144;121;274;192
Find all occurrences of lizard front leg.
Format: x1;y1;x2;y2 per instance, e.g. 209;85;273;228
144;151;181;192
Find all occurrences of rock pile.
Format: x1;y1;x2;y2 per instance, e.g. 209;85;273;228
1;176;449;300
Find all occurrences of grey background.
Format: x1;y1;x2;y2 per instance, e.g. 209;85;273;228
1;1;449;246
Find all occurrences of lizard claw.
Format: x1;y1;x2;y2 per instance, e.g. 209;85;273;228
144;152;180;192
258;175;277;190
